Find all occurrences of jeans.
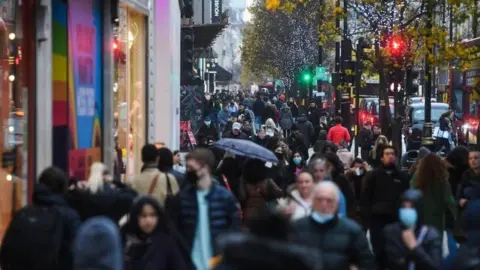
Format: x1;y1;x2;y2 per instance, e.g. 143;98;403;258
446;230;458;257
255;116;263;130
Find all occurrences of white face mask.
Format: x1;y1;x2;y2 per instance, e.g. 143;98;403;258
355;167;364;176
266;129;274;137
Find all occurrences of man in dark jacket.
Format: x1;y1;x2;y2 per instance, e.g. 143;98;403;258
287;125;308;160
177;148;241;269
0;167;81;270
196;116;218;144
294;181;375;270
357;121;374;160
296;114;315;149
361;145;410;269
384;189;442;270
223;122;249;140
253;94;265;130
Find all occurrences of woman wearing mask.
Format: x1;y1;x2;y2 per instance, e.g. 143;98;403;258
384;189;442;270
122;197;191;270
308;158;347;217
278;171;314;221
346;158;369;224
289;151;306;178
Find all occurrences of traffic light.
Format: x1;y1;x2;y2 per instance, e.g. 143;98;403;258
387;35;405;57
181;27;194;85
302;72;312;83
406;68;419;95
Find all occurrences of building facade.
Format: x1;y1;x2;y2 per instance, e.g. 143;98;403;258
0;0;180;240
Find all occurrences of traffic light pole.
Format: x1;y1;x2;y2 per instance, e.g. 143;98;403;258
354;54;362;158
334;0;341;115
422;0;434;146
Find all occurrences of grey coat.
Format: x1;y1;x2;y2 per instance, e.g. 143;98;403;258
280;107;294;129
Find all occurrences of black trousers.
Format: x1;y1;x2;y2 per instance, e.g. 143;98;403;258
369;218;393;270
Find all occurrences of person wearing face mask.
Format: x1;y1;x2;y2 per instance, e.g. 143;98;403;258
346;158;369;224
176;148;241;270
196;116;218;145
384;189;442;270
361;145;410;270
289;151;306;178
294;181;375;270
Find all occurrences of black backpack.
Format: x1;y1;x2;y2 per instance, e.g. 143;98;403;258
0;205;64;270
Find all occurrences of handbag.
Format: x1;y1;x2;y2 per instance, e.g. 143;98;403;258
163;173;181;220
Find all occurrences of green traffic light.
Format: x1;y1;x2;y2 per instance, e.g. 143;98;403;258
303;73;311;82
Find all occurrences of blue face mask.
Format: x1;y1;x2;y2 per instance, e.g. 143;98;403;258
204;121;211;126
293;157;302;166
399;208;417;228
311;211;335;224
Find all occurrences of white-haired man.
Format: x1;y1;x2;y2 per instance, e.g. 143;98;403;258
294;181;376;270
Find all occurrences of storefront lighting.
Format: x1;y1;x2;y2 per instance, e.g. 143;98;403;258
6;174;12;181
8;33;15;40
8;74;15;82
112;42;118;50
8;126;14;132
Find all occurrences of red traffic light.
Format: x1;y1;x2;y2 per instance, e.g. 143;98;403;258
387;35;405;57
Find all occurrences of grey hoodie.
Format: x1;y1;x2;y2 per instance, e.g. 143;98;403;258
73;217;123;270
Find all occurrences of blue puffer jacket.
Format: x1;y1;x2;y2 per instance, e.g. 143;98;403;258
177;183;241;254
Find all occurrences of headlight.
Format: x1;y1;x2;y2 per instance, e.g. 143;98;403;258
462;123;471;131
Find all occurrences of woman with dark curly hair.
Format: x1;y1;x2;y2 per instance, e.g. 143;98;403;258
410;154;458;237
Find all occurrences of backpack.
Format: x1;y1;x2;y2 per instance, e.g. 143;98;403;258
0;205;64;270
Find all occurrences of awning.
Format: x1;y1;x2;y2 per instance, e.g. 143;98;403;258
189;23;228;48
213;65;233;82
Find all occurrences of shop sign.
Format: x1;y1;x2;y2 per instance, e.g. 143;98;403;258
211;0;222;23
465;68;480;88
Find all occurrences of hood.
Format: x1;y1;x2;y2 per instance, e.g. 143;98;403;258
280;107;290;113
297;116;307;123
33;183;67;207
216;232;321;270
417;147;431;160
73;217;123;270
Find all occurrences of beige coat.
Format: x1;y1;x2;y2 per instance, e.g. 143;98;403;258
131;168;179;206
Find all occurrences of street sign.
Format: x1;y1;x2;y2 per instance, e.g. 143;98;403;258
316;66;327;81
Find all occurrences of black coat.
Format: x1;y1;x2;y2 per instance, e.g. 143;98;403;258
124;233;191;270
384;223;442;270
361;166;410;224
293;216;376;270
67;183;137;222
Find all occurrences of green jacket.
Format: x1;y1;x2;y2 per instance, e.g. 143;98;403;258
410;174;458;233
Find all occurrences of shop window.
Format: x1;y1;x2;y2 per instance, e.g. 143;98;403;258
0;0;32;242
113;6;146;182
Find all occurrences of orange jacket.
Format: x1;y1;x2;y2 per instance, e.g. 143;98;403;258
327;124;351;145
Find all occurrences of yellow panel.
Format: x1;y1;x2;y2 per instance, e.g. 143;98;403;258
52;54;67;81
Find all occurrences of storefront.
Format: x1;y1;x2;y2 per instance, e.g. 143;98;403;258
0;0;35;242
113;0;148;182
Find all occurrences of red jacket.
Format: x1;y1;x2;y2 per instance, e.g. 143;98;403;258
327;124;351;145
